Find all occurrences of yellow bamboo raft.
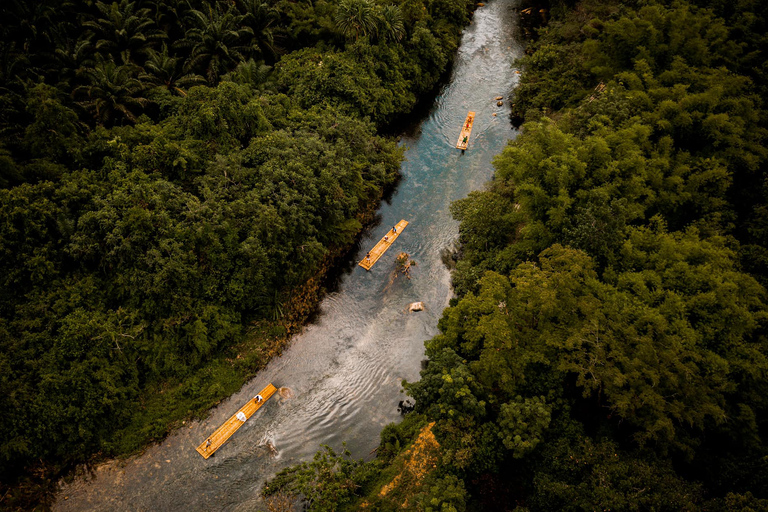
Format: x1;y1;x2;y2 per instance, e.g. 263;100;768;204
456;111;475;150
195;383;277;459
359;219;409;270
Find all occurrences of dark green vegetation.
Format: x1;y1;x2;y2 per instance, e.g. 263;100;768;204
0;0;477;506
264;0;768;510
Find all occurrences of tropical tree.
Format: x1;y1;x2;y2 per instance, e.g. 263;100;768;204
82;0;165;64
54;34;96;88
334;0;379;41
237;0;281;62
139;44;204;96
146;0;187;36
0;40;31;105
1;0;57;53
0;144;22;188
73;57;148;124
263;445;368;510
377;6;405;42
178;5;253;83
23;83;83;162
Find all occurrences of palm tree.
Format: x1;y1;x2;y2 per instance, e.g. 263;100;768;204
257;290;285;322
139;44;204;96
334;0;379;41
0;41;30;144
74;57;149;125
82;0;165;64
1;0;59;82
236;0;281;63
146;0;186;36
0;41;30;90
377;6;405;43
177;5;253;83
54;34;96;89
2;0;56;48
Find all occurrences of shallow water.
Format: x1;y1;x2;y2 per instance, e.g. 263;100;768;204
55;1;523;509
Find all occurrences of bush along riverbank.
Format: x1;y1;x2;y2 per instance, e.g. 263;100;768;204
0;0;478;507
263;0;768;510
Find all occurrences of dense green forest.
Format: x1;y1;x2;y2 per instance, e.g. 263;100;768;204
0;0;477;506
263;0;768;510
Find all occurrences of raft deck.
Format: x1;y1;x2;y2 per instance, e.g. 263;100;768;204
196;383;277;459
359;220;409;270
456;111;475;150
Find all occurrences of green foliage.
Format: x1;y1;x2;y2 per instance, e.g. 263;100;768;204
177;81;272;150
23;84;84;163
411;237;767;462
83;0;165;65
378;6;406;43
335;0;379;41
529;437;705;511
376;413;429;463
0;0;475;503
497;396;551;457
417;473;467;512
178;4;253;83
263;445;370;512
139;45;205;97
710;492;768;512
73;58;149;125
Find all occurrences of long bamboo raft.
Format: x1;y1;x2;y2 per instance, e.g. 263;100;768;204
456;111;475;150
359;219;409;270
195;383;277;459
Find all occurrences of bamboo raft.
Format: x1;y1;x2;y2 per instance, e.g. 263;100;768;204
195;383;277;459
456;111;475;150
359;220;409;270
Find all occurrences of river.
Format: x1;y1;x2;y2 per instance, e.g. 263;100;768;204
55;1;523;509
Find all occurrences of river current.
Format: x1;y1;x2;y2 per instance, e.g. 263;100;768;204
55;1;523;509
